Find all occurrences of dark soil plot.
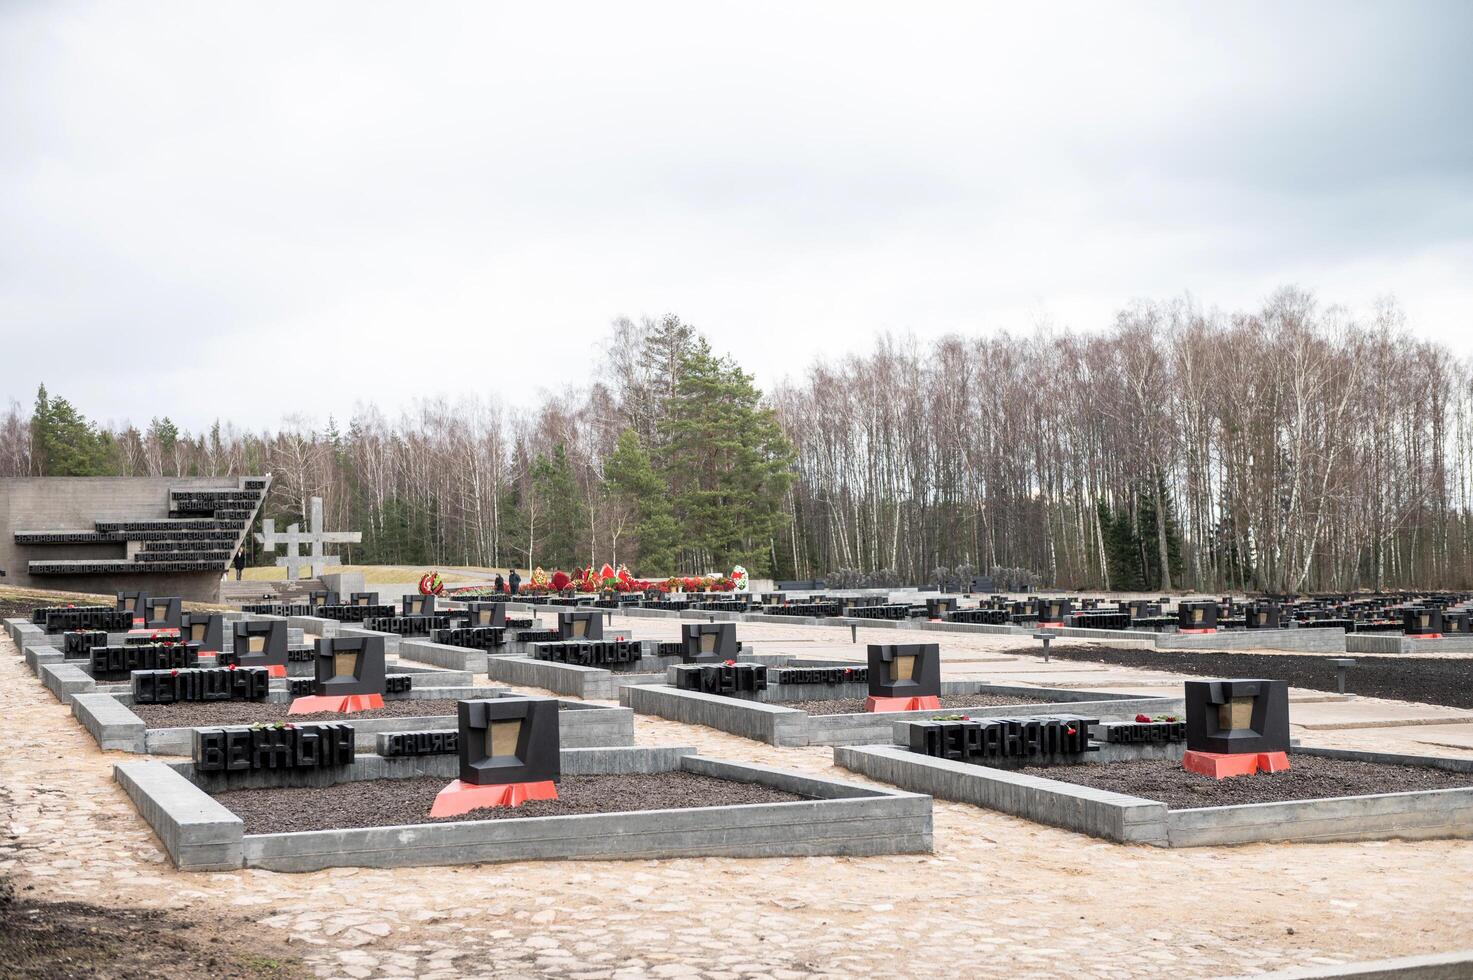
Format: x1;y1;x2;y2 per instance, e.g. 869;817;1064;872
0;876;303;979
782;692;1037;716
130;697;480;728
1011;755;1473;810
213;771;809;834
1047;644;1473;709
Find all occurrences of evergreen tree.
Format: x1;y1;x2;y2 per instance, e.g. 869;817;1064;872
531;444;586;569
36;387;112;476
30;384;52;474
660;339;794;574
605;428;679;574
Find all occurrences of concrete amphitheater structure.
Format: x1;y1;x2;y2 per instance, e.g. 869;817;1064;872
0;475;270;602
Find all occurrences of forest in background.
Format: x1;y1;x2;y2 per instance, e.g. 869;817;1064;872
3;287;1471;594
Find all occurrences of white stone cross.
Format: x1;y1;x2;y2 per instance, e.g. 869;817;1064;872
254;497;362;581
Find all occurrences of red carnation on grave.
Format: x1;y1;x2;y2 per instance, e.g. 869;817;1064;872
1066;726;1077;736
724;659;736;667
1135;714;1151;723
227;664;237;671
550;570;571;592
170;669;179;676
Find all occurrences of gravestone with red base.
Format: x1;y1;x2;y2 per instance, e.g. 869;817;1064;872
232;620;288;677
288;635;387;714
1182;678;1290;778
865;643;941;712
429;697;561;816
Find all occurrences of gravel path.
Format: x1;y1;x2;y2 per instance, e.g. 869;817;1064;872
1012;754;1473;809
213;771;807;834
130;697;485;727
1046;644;1473;708
783;692;1040;715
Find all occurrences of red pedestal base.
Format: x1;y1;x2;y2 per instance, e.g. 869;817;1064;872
1178;627;1218;635
1182;750;1290;779
428;779;559;817
1039;621;1064;628
287;693;384;715
1409;633;1444;640
864;695;942;713
265;664;287;678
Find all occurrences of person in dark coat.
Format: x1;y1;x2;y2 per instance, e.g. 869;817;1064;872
494;573;505;594
508;570;521;595
233;549;246;581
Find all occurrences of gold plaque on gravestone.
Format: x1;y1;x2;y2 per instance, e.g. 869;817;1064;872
1420;613;1431;629
572;619;587;638
1256;611;1267;625
333;651;358;678
123;598;136;612
247;636;265;653
890;655;916;682
190;623;206;641
487;719;521;758
700;634;717;653
476;610;491;625
1218;697;1254;732
1192;608;1205;624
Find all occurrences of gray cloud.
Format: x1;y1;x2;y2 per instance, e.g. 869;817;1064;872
2;1;1470;430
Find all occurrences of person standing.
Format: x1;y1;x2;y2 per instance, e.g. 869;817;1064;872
233;549;246;581
494;572;505;594
508;569;521;595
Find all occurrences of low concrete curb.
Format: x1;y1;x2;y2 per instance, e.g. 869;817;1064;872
39;659;96;704
76;691;635;755
115;761;244;871
1236;949;1473;979
399;638;487;673
120;748;932;872
624;682;1181;747
834;743;1473;847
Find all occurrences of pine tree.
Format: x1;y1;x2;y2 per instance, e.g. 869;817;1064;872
605;428;679;574
661;339;794;574
30;384;52;474
532;444;586;569
38;389;111;476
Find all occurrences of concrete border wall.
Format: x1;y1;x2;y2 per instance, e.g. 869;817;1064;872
623;683;1181;747
119;748;932;872
76;691;635;756
834;743;1473;847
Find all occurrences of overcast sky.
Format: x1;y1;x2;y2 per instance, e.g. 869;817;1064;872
3;1;1471;432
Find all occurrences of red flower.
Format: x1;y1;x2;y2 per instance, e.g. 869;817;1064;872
1066;726;1077;736
227;664;237;671
1135;714;1151;723
724;659;736;667
170;669;179;676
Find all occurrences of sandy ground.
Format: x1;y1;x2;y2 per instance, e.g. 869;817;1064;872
5;614;1473;978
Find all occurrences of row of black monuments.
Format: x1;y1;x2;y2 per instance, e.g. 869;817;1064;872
770;665;868;685
672;662;768;695
90;642;200;679
364;614;453;636
380;731;459;757
532;640;644;668
911;716;1097;763
194;722;356;773
37;607;133;634
133;666;271;704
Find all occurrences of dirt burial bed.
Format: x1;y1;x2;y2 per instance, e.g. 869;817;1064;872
130;698;501;727
1011;754;1473;809
782;692;1042;715
213;771;807;833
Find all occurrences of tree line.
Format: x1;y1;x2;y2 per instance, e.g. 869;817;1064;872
3;289;1471;592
